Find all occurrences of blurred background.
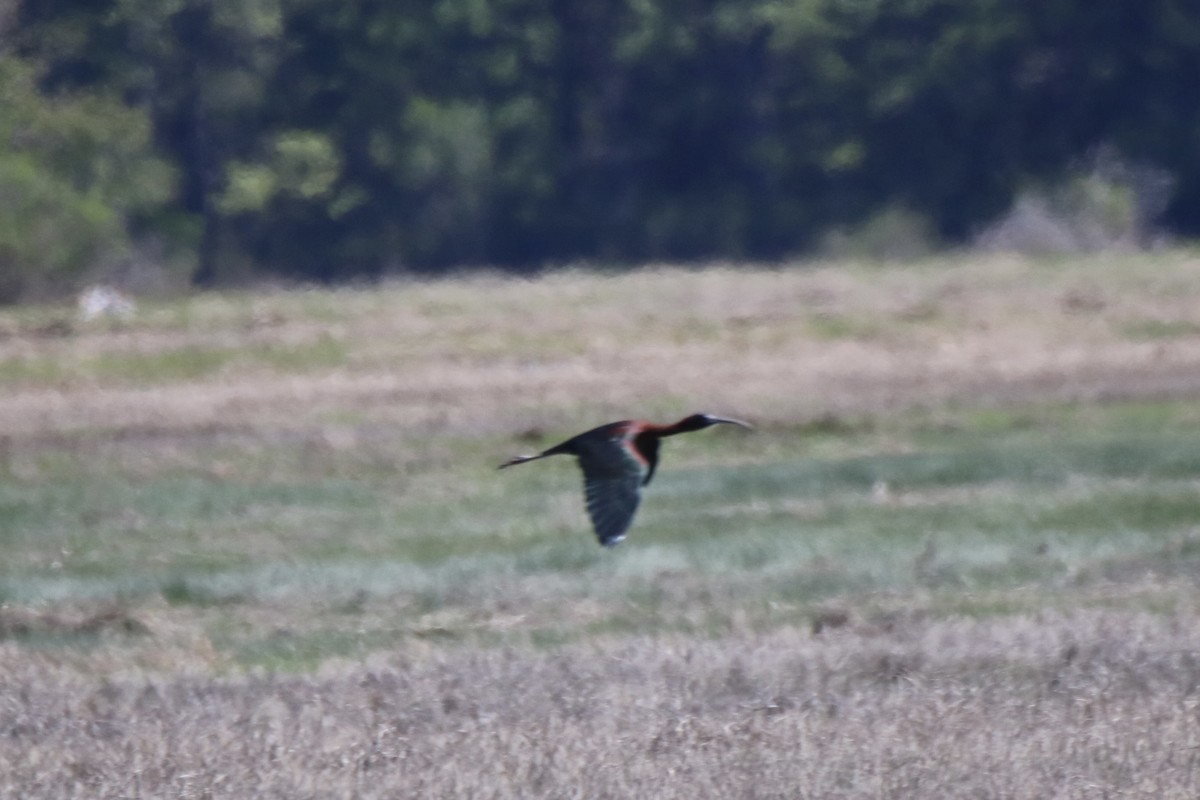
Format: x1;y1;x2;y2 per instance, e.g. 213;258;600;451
1;0;1196;301
7;5;1200;794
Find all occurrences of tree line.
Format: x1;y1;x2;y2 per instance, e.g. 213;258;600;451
2;0;1198;300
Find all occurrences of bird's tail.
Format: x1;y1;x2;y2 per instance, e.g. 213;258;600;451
497;453;545;470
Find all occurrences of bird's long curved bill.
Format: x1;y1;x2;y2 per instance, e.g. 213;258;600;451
709;416;754;430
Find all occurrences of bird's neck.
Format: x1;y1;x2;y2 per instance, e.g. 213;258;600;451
653;416;706;437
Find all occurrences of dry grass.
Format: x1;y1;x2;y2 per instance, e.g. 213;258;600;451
3;251;1200;443
4;252;1200;796
4;608;1200;798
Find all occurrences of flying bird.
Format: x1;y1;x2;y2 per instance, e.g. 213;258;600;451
499;414;752;546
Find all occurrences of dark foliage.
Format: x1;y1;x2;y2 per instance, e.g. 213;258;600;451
7;0;1200;287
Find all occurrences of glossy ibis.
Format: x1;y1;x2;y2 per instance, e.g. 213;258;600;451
499;413;752;546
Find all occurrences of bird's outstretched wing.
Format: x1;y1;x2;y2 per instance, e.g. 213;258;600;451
583;473;642;546
571;427;648;546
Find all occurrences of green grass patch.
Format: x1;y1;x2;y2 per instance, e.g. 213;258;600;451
0;337;348;389
6;319;1200;668
1118;317;1200;340
805;312;886;340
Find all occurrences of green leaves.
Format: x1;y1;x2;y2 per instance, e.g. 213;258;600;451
219;131;342;214
0;56;174;302
8;0;1200;286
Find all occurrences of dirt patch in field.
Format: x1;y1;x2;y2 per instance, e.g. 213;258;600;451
0;606;149;639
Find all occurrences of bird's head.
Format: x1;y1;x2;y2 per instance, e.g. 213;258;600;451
678;413;754;432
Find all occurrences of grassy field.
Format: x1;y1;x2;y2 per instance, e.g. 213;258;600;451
3;252;1200;796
